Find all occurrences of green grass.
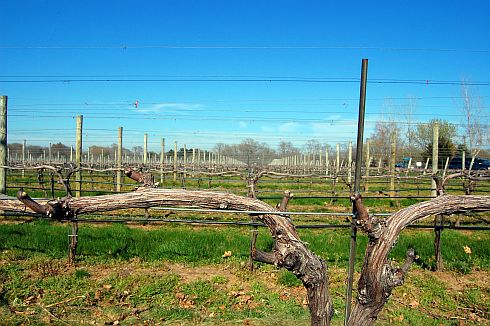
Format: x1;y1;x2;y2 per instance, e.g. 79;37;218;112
1;220;489;273
0;220;488;325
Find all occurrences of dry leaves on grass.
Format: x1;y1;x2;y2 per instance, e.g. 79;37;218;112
175;292;195;309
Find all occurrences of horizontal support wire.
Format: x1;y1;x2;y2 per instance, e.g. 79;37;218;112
67;218;490;231
149;206;391;217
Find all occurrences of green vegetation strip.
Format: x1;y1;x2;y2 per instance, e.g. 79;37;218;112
0;221;489;324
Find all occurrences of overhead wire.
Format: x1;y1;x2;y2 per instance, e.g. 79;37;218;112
0;44;489;53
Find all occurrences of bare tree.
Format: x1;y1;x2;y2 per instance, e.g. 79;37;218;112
278;140;300;157
368;120;402;163
402;96;418;158
304;139;321;154
460;81;487;157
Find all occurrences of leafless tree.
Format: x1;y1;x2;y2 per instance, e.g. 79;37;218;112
460;81;487;157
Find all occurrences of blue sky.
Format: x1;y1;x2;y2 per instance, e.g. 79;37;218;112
1;0;489;152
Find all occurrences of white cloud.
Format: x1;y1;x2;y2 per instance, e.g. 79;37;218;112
133;102;202;113
260;125;275;133
279;122;300;133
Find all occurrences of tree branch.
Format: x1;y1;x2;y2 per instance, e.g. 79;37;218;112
124;168;155;187
348;194;490;326
252;248;276;265
277;190;293;212
15;190;72;220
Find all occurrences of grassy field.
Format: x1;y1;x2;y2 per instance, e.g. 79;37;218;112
2;169;489;324
0;221;489;325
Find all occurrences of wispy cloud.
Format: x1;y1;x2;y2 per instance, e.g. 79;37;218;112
279;122;300;133
133;102;202;113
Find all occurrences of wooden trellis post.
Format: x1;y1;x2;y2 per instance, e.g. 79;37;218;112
116;127;123;192
70;115;83;264
0;95;7;195
143;133;148;165
160;138;165;185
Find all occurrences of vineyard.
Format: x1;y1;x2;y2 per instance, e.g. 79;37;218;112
1;9;490;321
1;134;490;325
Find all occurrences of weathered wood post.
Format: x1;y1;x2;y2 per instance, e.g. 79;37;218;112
192;148;195;171
431;122;444;270
75;116;83;197
160;138;165;185
183;144;187;186
22;139;26;177
0;96;7;195
431;122;439;197
389;132;396;198
173;141;178;183
116;127;123;192
143;133;148;165
70;115;83;264
348;141;352;185
462;150;466;171
319;148;323;168
325;147;329;175
336;143;340;179
197;148;201;172
443;157;449;178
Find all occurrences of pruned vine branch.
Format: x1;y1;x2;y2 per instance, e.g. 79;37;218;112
348;194;490;326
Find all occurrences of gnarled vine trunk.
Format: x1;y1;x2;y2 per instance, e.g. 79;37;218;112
4;187;334;325
348;194;490;325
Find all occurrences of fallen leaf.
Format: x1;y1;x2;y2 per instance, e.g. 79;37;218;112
222;251;232;258
24;295;36;304
175;292;185;300
103;284;112;290
463;246;472;255
248;301;262;309
409;300;419;308
240;295;253;303
229;290;246;297
279;293;290;301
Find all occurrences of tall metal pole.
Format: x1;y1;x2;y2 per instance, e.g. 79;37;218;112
345;58;368;324
0;96;7;194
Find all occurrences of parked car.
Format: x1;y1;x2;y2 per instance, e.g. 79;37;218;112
447;156;490;170
395;157;411;168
